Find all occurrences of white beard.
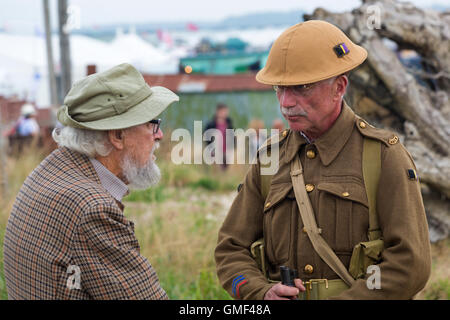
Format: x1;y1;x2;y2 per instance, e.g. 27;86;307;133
122;142;161;190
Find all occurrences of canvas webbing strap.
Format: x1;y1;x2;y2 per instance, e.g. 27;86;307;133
362;138;382;241
290;153;355;287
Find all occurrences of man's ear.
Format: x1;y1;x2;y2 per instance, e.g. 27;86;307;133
108;129;125;150
333;75;348;101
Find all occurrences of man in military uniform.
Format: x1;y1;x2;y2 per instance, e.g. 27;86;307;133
215;20;431;300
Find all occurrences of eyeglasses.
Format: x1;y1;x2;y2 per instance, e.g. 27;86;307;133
148;118;161;134
273;82;319;97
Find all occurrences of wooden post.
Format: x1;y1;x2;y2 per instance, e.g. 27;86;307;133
0;104;7;199
58;0;72;98
43;0;58;106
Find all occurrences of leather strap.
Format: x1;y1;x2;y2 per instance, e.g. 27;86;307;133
290;153;355;287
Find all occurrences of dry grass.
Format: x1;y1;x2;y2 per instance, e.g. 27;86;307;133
415;238;450;300
0;147;47;300
124;188;236;299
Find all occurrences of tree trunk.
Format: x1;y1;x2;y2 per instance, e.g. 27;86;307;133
304;0;450;242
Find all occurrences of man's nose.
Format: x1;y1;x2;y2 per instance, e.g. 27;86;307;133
154;128;163;140
278;90;297;108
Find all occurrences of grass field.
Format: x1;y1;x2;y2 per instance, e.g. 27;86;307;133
0;145;448;300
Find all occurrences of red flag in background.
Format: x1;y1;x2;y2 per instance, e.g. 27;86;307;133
157;29;173;47
186;22;199;31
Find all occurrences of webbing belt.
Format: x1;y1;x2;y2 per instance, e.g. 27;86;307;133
299;279;349;300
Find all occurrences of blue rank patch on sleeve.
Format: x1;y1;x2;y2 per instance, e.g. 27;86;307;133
407;169;418;181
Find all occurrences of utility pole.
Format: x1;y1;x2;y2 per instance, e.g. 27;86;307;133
58;0;72;98
43;0;58;106
0;105;7;199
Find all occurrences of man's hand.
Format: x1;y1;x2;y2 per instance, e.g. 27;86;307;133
264;279;305;300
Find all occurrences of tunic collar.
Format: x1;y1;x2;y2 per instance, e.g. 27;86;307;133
284;101;356;166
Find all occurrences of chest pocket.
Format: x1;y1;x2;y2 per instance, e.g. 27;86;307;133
316;180;369;255
263;183;296;265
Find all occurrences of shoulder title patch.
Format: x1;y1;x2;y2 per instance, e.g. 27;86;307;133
407;169;418;181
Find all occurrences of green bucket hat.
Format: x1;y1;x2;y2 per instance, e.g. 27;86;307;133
57;63;179;130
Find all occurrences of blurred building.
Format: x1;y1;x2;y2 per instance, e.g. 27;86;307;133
143;73;283;131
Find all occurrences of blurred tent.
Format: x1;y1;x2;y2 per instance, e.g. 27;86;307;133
0;30;180;108
110;27;177;73
0;25;291;109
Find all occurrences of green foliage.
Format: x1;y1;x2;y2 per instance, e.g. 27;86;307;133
189;177;220;191
159;91;283;132
126;185;166;203
125;162;242;205
425;279;450;300
0;227;7;300
158;268;231;300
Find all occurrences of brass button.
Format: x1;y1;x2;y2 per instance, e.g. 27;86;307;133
265;202;271;208
342;192;350;197
306;150;316;159
304;264;314;274
305;184;315;192
359;121;366;129
282;130;288;137
302;227;307;234
388;135;399;145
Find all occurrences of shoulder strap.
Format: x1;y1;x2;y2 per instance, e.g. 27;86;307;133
290;153;355;287
260;173;272;200
362;138;382;241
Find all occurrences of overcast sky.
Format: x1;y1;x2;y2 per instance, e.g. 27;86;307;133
0;0;448;33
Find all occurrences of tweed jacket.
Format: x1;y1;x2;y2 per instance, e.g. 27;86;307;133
3;147;167;300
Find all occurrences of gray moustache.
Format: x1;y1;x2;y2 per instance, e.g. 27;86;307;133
281;107;308;117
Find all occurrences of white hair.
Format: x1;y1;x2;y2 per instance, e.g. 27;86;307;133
52;126;113;157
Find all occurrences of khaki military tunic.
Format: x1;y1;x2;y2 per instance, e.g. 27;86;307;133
215;102;431;300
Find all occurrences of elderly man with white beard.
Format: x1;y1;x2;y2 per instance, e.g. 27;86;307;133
3;63;179;300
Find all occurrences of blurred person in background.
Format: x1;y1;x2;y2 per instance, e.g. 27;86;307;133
271;118;285;134
7;103;40;155
247;118;267;161
17;103;40;138
204;103;234;170
3;63;179;300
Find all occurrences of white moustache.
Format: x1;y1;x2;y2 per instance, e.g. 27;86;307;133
151;142;160;161
281;107;308;117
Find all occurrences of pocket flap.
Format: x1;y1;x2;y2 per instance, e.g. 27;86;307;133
263;182;293;212
361;239;384;260
317;181;368;207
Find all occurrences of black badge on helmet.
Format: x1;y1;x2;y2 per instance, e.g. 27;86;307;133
334;43;350;58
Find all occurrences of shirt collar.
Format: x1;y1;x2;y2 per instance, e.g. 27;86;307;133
89;158;129;202
284;101;356;166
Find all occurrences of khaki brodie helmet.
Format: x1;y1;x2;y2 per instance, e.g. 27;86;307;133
256;20;368;85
